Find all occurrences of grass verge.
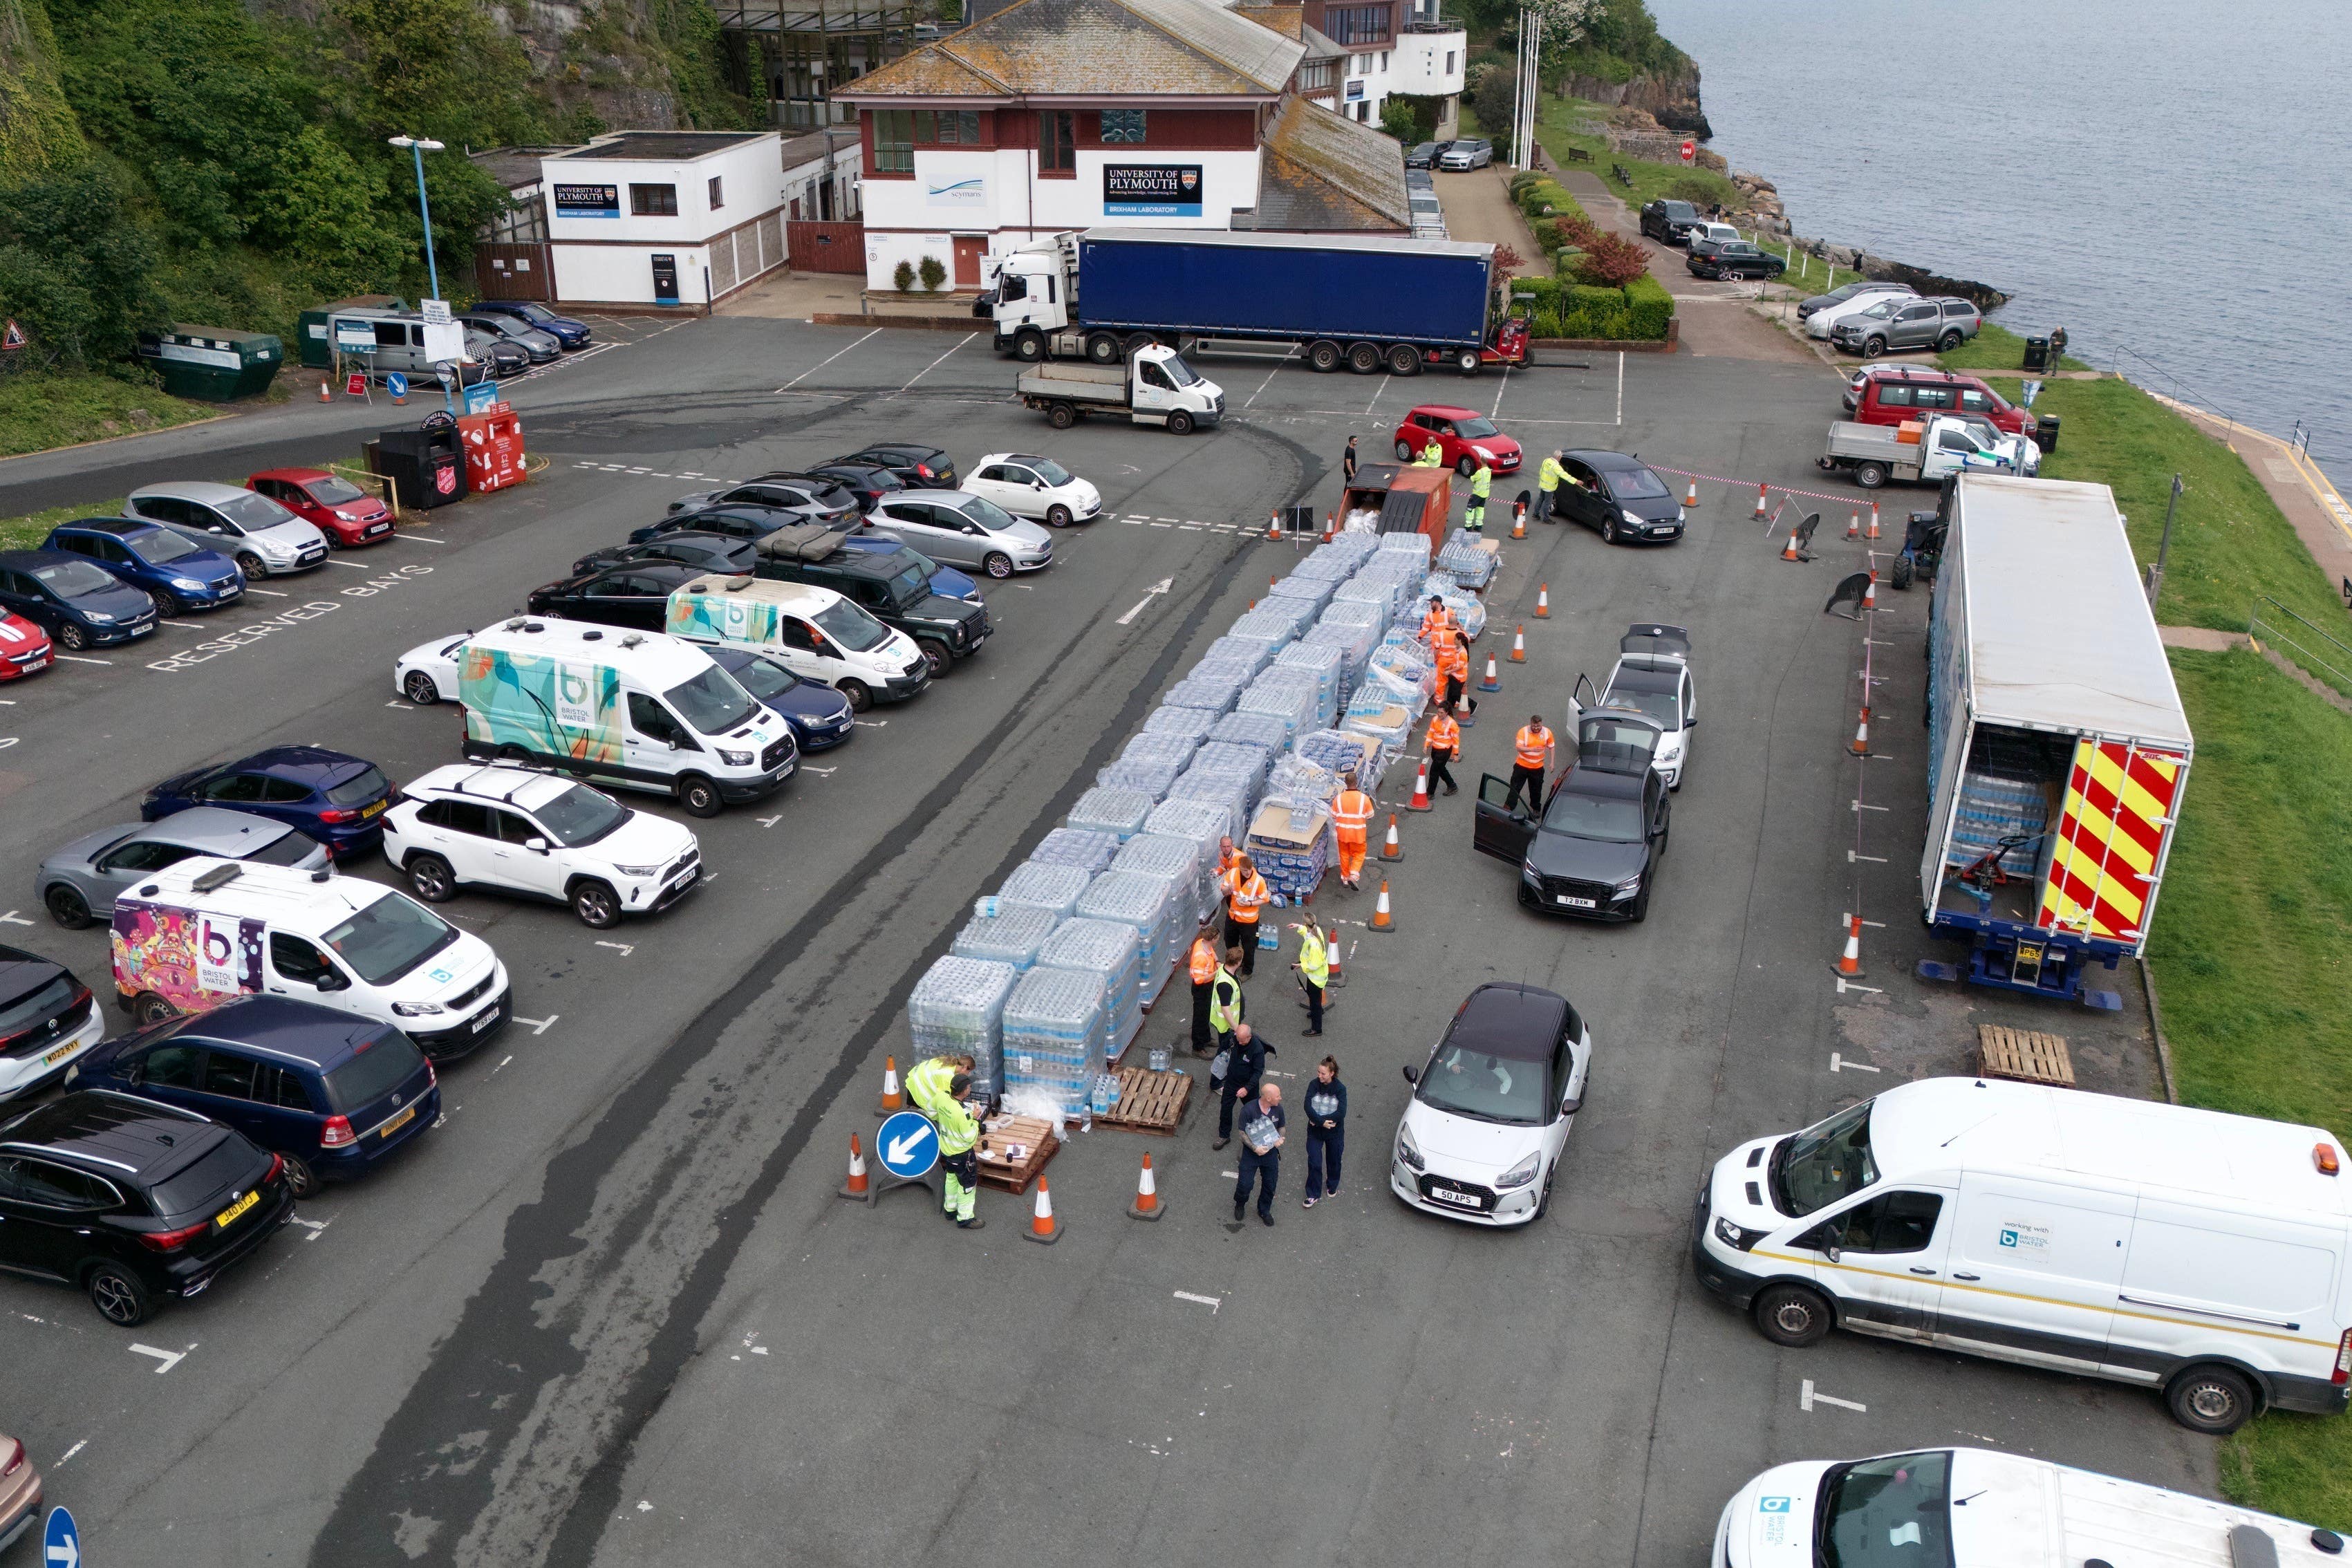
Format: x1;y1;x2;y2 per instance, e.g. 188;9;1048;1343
0;496;128;552
0;370;219;459
1936;322;2091;373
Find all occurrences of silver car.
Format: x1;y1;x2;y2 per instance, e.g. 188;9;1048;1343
37;807;331;928
123;482;328;578
1831;296;1982;357
1437;138;1493;171
864;490;1055;579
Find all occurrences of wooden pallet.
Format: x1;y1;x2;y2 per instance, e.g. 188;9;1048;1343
976;1115;1061;1194
1096;1066;1194;1135
1977;1024;2075;1088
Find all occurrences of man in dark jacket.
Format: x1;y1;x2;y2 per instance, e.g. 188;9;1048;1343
1301;1055;1347;1206
1231;1081;1287;1227
1342;435;1359;485
1211;1021;1267;1150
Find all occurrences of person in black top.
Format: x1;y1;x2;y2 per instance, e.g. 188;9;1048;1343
1300;1055;1347;1206
1230;1081;1287;1227
1342;436;1359;485
1211;1021;1266;1149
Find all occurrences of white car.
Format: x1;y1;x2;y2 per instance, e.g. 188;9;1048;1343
1685;221;1742;251
1392;982;1591;1227
1597;622;1695;790
1806;284;1919;339
393;631;472;704
382;763;702;928
961;454;1102;529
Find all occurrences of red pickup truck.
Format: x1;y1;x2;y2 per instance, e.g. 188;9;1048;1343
1843;366;2036;438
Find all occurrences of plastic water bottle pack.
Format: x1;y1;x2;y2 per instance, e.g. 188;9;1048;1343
1067;785;1155;841
1323;590;1390;642
1112;833;1202;934
1267;754;1339;811
1435;528;1497;587
1031;827;1121;875
1141;801;1230;922
1143;703;1221;744
1295;727;1385;794
1161;671;1245;716
1376;530;1435;566
1097;731;1199;798
1002;967;1105;1114
1300;621;1377;700
1075;870;1176;1018
1273;640;1345;722
907;955;1018;1099
1239;667;1324;736
995;861;1093;921
1208;709;1294;759
1342;686;1414;753
1293;548;1356;582
1038;915;1143;1065
1265;574;1336;617
1188;653;1259;690
1192;740;1275;793
951;906;1063;972
1164;765;1250;843
1238;598;1316;643
1202;634;1276;677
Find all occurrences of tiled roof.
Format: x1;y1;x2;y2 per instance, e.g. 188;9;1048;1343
1233;4;1303;40
842;0;1303;99
1252;93;1409;230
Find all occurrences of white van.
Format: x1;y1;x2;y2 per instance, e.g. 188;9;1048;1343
1695;1077;2352;1433
109;859;510;1060
458;618;795;818
1717;1445;2342;1568
664;575;929;709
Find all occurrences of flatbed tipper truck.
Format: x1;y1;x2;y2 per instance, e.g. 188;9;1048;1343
1919;474;2192;1009
1818;413;2039;489
1014;344;1224;433
984;228;1529;375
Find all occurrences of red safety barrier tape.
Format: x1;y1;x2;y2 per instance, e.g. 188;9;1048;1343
1650;465;1864;510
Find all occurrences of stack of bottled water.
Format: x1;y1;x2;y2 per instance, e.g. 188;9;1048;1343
1376;530;1435;568
1296;727;1386;794
1315;533;1378;570
1112;833;1203;940
1032;827;1121;875
1164;763;1251;843
1141;801;1229;922
1208;709;1294;761
1365;631;1437;712
995;861;1092;920
1192;740;1274;799
1342;684;1415;754
907;955;1018;1099
1300;622;1377;707
1435;528;1497;588
1238;667;1323;736
1097;730;1199;797
1265;572;1337;617
1162;669;1244;716
1067;785;1154;841
1038;915;1143;1065
1328;579;1392;637
1421;570;1488;638
1074;870;1179;1027
1202;633;1277;677
951;905;1062;971
1273;640;1345;725
1144;704;1222;744
1267;754;1338;813
1001;966;1104;1115
1244;597;1317;642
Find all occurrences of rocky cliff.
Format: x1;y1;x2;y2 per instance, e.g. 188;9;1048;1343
1558;60;1710;139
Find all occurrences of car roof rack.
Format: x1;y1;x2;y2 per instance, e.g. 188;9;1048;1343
192;862;244;893
754;525;843;563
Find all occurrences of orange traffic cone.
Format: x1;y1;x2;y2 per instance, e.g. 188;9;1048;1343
1535;583;1550;618
1269;512;1285;541
837;1133;872;1201
1509;624;1527;662
1863;572;1878;611
1850;707;1871;756
1780;526;1804;562
1683;479;1699;507
1480;652;1502;691
1867;503;1882;541
1271;574;1279;592
1323;512;1336;543
1837;914;1864;977
1026;1177;1063;1244
1126;1153;1164;1220
1406;757;1433;812
318;378;333;403
1370;878;1397;932
1753;482;1771;519
878;1054;902;1113
1381;812;1404;861
1845;511;1860;540
1511;509;1527;539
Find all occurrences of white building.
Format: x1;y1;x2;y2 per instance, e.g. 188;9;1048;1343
540;131;790;309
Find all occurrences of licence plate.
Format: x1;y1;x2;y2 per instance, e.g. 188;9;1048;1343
378;1104;418;1139
362;799;386;817
24;655;47;670
1556;895;1597;908
1428;1186;1484;1209
470;1007;498;1033
215;1188;260;1230
42;1038;80;1066
366;523;390;536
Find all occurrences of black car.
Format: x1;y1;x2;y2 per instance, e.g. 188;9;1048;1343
0;548;160;652
0;1089;295;1324
1639;198;1706;245
1552;450;1685;545
828;443;958;489
1473;705;1670;921
572;533;756;578
805;460;907;514
752;526;989;680
629;504;840;548
0;945;97;1103
660;474;861;525
1405;141;1440;170
526;561;704;632
1687;238;1786;281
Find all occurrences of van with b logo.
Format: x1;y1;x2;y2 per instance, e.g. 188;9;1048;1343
664;574;930;712
457;618;795;818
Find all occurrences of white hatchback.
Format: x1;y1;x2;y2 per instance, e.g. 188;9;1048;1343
382;763;701;928
393;631;472;704
1806;284;1919;339
1392;982;1591;1227
961;453;1102;529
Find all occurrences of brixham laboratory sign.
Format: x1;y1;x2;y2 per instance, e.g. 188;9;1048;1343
1103;165;1202;218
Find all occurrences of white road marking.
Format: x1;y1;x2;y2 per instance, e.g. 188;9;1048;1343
1117;577;1174;626
595;940;635;956
386;700;416;710
402;532;445;544
800;764;837;776
1845;850;1887;864
54;1439;86;1467
1491;364;1511;418
290;1217;330;1242
324;559;371;570
1616;351;1625;424
1834;977;1885;996
902;331;978;389
1172;1291;1222;1313
751;1345;769;1355
0;911;32;926
853;718;887;727
55;655;111;665
1851;800;1887;812
512;1015;559;1035
756;814;782;828
490;1055;515;1075
1800;1379;1866;1413
1365;374;1389;413
129;1343;187;1374
1244;357;1289;409
1829;1053;1881;1074
244;588;289;597
771;324;884;392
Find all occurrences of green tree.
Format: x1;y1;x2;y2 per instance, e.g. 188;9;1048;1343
0;160;162;364
0;0;88;183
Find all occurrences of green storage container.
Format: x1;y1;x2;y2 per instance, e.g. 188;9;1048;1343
136;326;284;401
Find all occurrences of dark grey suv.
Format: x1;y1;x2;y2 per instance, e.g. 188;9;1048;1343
1831;296;1982;357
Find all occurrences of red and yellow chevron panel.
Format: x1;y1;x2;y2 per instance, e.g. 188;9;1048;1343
2037;740;2188;944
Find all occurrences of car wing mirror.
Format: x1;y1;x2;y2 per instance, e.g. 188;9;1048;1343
317;969;349;993
126;1062;145;1087
526;837;550;854
1559;1094;1582;1115
1401;1064;1419;1085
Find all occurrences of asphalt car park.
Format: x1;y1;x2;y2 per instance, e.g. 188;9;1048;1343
0;316;2219;1567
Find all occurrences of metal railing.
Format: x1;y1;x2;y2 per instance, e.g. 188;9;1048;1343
2249;595;2352;698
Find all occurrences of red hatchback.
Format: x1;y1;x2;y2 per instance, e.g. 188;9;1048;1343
1391;405;1524;476
0;609;53;680
248;469;397;547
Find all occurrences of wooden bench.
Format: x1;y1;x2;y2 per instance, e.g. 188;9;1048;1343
1977;1024;2075;1088
1564;146;1592;165
1609;162;1635;189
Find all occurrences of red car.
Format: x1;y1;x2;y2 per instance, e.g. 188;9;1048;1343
248;468;397;547
1390;405;1523;476
0;609;53;680
1842;367;2036;438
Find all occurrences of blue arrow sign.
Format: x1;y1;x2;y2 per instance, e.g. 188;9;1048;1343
386;371;409;400
45;1506;79;1568
875;1110;940;1179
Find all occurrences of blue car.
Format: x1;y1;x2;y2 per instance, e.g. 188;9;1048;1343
44;516;243;617
0;548;160;652
71;996;438;1197
142;745;395;861
466;299;591;349
706;645;857;751
839;535;982;603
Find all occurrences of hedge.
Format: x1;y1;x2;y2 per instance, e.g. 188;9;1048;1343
1622;274;1674;339
1500;180;1674;340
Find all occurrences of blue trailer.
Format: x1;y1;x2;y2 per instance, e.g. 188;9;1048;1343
985;228;1525;375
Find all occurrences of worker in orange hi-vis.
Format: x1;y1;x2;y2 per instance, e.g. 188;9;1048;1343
1435;629;1473;718
1424;702;1463;797
1216;834;1239;881
1220;853;1271;976
1506;712;1557;814
1416;595;1457;651
1185;927;1221;1056
1329;771;1375;888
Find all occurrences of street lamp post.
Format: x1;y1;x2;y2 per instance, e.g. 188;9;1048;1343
388;136;447;301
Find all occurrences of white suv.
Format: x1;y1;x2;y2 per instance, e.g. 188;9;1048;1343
382;764;701;928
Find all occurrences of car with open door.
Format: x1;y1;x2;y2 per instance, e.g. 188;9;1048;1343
1473;702;1670;920
1390;982;1591;1226
1553;451;1685;544
1597;623;1696;789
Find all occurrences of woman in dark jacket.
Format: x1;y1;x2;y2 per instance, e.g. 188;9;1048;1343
1301;1055;1347;1206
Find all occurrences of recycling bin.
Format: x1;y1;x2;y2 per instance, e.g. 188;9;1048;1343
458;407;527;494
135;326;283;401
368;424;469;511
2022;335;2051;373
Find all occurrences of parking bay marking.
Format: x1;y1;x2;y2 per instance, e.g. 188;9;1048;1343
129;1344;187;1374
512;1014;559;1035
0;911;31;926
1800;1379;1866;1414
290;1217;330;1242
1829;1053;1882;1074
776;326;881;393
595;940;635;957
1172;1291;1221;1313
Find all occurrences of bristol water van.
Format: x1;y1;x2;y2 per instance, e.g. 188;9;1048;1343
664;574;929;711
